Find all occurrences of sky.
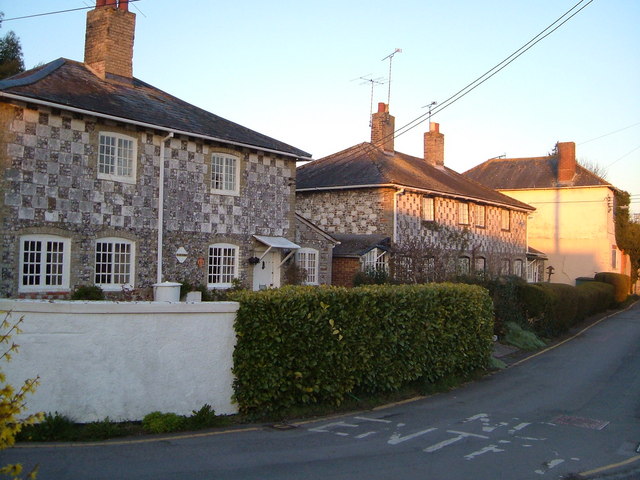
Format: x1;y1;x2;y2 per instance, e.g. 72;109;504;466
2;0;639;214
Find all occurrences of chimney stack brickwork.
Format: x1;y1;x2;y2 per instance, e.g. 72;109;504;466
84;1;135;79
424;122;444;167
557;141;576;185
371;102;395;153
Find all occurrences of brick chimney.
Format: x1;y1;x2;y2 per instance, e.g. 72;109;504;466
556;141;576;185
371;102;395;153
424;122;444;167
84;0;136;79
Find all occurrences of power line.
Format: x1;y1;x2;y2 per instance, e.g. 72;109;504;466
579;121;640;145
606;145;640;168
313;0;594;165
1;1;142;22
393;0;595;140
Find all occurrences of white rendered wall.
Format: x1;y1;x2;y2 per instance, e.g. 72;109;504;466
0;300;239;422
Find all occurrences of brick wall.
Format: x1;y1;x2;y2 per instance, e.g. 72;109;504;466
331;257;360;287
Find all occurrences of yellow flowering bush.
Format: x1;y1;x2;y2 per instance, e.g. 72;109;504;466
0;312;43;479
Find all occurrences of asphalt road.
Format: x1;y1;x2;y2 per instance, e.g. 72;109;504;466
3;302;640;480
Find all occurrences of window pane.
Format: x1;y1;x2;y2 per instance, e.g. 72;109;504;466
22;240;42;286
422;197;434;221
208;245;236;284
95;240;132;286
212;154;237;192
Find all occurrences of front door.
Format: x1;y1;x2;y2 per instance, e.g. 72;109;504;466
252;250;281;290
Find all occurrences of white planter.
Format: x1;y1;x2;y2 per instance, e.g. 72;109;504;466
153;281;182;302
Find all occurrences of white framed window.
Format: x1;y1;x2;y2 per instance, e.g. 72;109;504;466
208;243;238;288
98;132;136;183
362;248;388;272
211;153;239;195
476;204;486;228
19;234;70;292
513;259;524;278
422;196;435;222
458;202;470;225
296;248;319;285
501;209;511;231
95;238;135;290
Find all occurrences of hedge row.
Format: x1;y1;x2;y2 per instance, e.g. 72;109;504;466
594;272;630;304
500;280;614;337
230;284;494;417
461;276;616;338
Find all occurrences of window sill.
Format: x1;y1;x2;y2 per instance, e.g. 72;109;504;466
98;173;136;185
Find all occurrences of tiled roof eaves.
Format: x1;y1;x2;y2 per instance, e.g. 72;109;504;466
0;58;65;89
0;59;311;159
297;182;534;212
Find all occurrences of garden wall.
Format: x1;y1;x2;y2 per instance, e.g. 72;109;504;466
0;300;238;422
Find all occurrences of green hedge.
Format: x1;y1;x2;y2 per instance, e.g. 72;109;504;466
230;284;494;417
594;272;630;304
519;281;614;337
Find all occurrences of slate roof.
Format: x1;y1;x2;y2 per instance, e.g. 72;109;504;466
331;234;391;258
296;142;534;211
463;156;611;190
0;58;311;159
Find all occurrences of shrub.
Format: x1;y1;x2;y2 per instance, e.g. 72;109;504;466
352;267;390;286
519;283;579;337
503;322;546;351
1;312;43;478
230;284;494;418
142;411;186;434
594;272;630;304
17;412;75;442
184;404;219;430
459;275;526;334
70;285;104;300
575;281;615;319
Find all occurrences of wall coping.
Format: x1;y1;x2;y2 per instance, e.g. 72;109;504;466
0;299;239;315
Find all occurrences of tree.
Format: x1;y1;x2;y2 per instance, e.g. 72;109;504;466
578;158;608;180
614;191;640;290
0;12;25;80
0;312;42;479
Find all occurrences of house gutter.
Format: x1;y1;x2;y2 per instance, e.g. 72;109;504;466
393;188;405;244
0;92;311;161
297;183;534;212
157;131;174;284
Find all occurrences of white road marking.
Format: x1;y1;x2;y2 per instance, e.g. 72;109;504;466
309;421;359;434
424;430;489;453
355;431;378;439
354;416;392;424
509;422;531;434
388;428;437;445
464;444;505;460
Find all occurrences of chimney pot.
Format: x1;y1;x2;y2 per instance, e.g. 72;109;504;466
377;102;386;113
96;0;107;7
118;0;129;11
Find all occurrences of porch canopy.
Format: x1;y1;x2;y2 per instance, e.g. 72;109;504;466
253;235;301;266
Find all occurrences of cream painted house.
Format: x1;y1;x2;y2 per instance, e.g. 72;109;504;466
465;142;631;285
